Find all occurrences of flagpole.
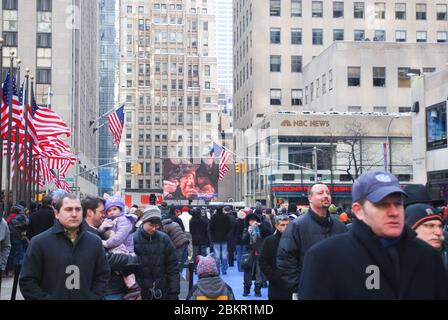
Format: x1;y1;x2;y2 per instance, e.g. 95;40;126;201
20;71;30;202
26;76;34;209
34;160;40;203
5;54;16;216
89;104;122;127
0;37;4;216
12;61;21;204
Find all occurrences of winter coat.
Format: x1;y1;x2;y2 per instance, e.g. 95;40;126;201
161;218;189;249
189;212;210;246
277;208;347;293
27;205;55;239
8;212;29;241
233;218;246;245
103;213;137;253
186;275;235;300
298;219;448;300
0;218;11;271
208;212;232;243
133;228;180;300
19;220;110;300
259;231;291;300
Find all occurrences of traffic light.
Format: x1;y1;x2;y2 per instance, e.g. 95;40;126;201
130;164;135;174
235;163;241;174
241;161;246;174
138;163;142;174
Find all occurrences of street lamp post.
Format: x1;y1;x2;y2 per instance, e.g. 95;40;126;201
384;115;401;172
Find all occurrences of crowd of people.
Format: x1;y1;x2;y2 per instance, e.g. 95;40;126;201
1;170;448;300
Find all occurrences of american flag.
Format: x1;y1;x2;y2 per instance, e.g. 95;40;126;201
32;101;71;139
108;105;125;146
210;142;231;181
1;72;23;138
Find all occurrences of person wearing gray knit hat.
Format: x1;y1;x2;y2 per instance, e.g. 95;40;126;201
142;205;162;224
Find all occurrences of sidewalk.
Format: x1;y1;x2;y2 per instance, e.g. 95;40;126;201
1;276;24;300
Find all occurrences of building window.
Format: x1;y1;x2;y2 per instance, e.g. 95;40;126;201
375;3;385;19
322;74;327;94
395;3;406;19
36;68;51;84
291;89;303;106
126;180;131;189
333;2;344;18
373;106;387;112
333;29;344;41
437;4;447;20
416;4;426;20
373;67;386;87
205;81;210;89
416;31;427;42
2;31;17;46
399;107;411;113
310;82;314;101
37;0;51;11
347;67;361;87
270;55;281;72
312;1;323;17
203;21;208;31
437;31;447;43
423;67;436;73
291;56;302;72
291;0;302;17
270;28;281;44
270;0;281;16
37;12;52;33
348;106;362;112
291;28;302;44
354;2;364;18
206;113;211;123
270;89;281;105
329;70;333;90
374;30;385;41
395;30;406;42
312;28;323;45
397;67;411;88
354;29;365;41
3;0;17;10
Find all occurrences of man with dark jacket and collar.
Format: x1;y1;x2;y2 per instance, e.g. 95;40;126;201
19;194;110;300
277;183;347;299
27;195;55;239
298;171;448;300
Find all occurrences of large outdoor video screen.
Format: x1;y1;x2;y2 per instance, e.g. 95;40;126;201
163;159;218;200
427;101;447;150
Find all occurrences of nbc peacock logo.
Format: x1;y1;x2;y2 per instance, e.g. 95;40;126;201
281;120;292;127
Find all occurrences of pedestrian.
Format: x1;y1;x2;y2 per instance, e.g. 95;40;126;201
190;207;211;266
259;214;290;300
241;211;270;297
161;213;189;275
6;204;29;277
179;206;193;261
298;171;448;299
233;209;247;272
277;183;347;298
28;195;55;240
208;206;232;275
0;217;11;276
226;207;237;267
167;205;185;231
133;206;180;300
186;254;235;300
81;195;106;236
19;194;110;299
159;201;170;220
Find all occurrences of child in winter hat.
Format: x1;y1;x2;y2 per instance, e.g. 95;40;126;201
104;193;126;218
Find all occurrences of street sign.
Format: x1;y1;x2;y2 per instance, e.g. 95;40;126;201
69;186;80;191
65;178;74;182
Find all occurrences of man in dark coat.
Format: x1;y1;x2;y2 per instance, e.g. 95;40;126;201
19;194;110;300
190;207;211;264
133;206;180;300
208;206;232;274
277;183;347;298
27;195;55;239
259;214;290;300
81;195;106;236
298;171;448;300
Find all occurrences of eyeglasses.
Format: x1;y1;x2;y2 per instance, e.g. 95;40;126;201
420;222;443;231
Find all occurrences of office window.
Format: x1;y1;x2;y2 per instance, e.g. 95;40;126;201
347;67;361;86
416;31;427;42
37;12;52;33
312;1;323;17
437;4;447;20
322;74;327;94
374;30;385;41
270;0;281;16
398;68;411;88
36;68;51;84
291;0;302;17
395;30;406;42
329;70;333;90
270;55;281;72
395;3;406;19
37;0;51;11
270;89;281;105
206;113;212;123
354;2;364;18
291;89;303;106
310;82;314;101
373;106;387;113
399;107;411;113
203;21;208;31
354;29;365;41
312;29;323;45
373;67;386;87
304;86;308;104
333;29;344;41
333;2;344;18
270;28;281;44
291;56;302;72
2;31;17;46
3;0;17;9
348;106;362;112
291;28;302;44
126;180;131;189
437;31;447;43
416;4;426;20
375;3;385;19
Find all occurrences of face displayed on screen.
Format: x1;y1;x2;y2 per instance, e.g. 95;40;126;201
180;171;199;198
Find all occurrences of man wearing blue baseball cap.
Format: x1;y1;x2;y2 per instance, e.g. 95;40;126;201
298;171;448;299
